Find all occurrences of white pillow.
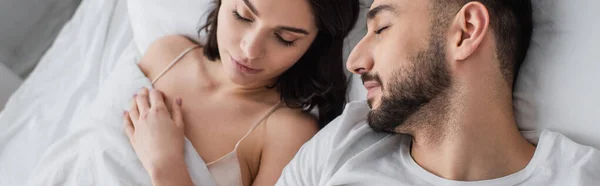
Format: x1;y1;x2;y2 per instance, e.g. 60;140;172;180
127;0;212;54
0;0;81;78
515;0;600;149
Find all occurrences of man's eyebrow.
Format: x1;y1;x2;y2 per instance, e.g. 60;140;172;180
243;0;259;16
367;4;398;21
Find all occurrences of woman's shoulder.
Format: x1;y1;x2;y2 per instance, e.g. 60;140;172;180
138;35;204;78
146;35;201;56
263;107;319;145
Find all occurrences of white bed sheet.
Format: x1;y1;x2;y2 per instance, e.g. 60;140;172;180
0;0;138;184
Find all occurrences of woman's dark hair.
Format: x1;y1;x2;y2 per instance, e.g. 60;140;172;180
199;0;361;128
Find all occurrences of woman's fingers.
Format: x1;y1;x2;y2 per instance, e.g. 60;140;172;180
124;111;135;140
149;89;167;109
129;95;140;124
136;88;151;114
172;98;184;129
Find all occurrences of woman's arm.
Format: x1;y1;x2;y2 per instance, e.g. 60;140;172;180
149;159;195;186
250;109;319;186
124;88;194;186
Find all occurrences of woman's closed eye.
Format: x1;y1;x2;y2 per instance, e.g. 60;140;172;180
232;9;297;47
275;34;296;47
232;10;253;23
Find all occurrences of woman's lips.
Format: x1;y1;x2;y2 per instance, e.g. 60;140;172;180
231;57;263;74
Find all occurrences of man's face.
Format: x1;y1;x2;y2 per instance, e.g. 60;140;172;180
346;0;452;133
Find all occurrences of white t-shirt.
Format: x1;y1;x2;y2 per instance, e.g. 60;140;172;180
276;101;600;186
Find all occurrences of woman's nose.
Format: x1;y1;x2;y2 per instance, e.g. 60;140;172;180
240;29;266;60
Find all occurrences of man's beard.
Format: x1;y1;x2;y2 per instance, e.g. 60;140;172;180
365;34;452;134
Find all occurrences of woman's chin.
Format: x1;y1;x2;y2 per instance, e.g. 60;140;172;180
221;64;246;84
227;72;256;86
222;62;273;88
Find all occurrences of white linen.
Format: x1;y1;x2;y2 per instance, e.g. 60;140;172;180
0;1;129;184
277;101;600;186
514;0;600;150
127;0;211;54
126;0;374;60
25;44;215;186
0;0;216;185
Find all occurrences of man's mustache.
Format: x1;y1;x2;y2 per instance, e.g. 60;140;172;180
361;72;383;88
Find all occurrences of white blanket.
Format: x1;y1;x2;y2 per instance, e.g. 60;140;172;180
0;0;215;185
26;43;215;185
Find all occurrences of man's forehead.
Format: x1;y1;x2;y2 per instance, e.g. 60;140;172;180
369;0;429;12
370;0;403;10
367;0;399;22
368;0;431;21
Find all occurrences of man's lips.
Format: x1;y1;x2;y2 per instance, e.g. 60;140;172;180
364;81;381;90
364;81;382;101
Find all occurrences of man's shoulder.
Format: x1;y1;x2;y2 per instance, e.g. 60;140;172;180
539;130;600;171
312;101;390;148
317;101;371;136
530;130;600;184
297;101;392;166
276;101;395;186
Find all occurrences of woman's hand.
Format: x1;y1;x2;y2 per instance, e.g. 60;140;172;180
123;88;193;186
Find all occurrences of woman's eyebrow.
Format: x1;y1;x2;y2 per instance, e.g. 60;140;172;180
277;26;310;35
243;0;259;16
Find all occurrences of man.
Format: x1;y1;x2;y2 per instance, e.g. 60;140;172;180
276;0;600;185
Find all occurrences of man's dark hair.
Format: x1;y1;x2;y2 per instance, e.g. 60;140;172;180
199;0;361;127
432;0;533;87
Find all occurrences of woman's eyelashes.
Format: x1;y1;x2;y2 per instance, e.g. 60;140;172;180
233;9;297;47
275;34;296;47
232;10;252;23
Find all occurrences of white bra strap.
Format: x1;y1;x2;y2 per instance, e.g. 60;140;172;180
151;45;201;85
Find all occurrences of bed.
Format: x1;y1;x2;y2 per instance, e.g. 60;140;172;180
0;0;599;185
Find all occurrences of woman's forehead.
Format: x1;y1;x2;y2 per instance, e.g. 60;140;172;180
232;0;318;31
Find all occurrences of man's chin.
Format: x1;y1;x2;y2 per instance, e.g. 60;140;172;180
367;98;381;109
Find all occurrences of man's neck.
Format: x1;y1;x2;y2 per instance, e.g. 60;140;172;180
406;86;536;181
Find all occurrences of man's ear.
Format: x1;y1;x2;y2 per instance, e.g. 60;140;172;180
447;2;490;61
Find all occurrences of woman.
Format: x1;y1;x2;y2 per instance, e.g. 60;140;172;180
123;0;360;185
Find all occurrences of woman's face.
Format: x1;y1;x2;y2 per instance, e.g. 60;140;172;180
216;0;318;87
